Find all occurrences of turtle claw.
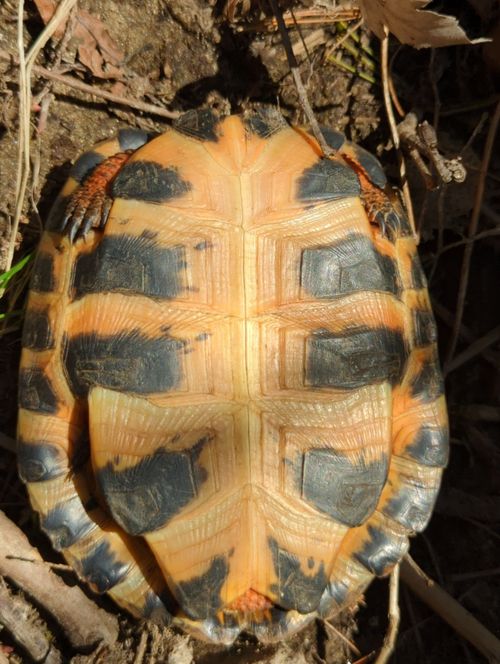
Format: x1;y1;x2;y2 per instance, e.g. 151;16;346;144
55;150;131;243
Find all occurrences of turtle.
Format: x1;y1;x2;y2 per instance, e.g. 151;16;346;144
18;108;448;644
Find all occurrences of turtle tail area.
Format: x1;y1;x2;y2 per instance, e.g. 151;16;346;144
174;589;317;645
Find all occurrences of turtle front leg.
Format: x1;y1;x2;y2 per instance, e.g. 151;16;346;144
46;129;150;241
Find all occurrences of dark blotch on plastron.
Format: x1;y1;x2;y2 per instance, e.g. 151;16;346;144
72;234;185;300
17;439;66;483
30;253;56;293
299;448;388;526
118;128;150;151
354;524;408;576
97;437;209;536
406;426;449;467
301;233;400;298
111;161;191;203
22;309;54;351
413;309;438;347
382;479;441;531
297;158;360;202
410;354;444;402
268;537;327;613
62;329;183;398
79;541;130;592
176;555;229;620
349;143;387;189
306;326;408;389
175;109;220;142
316;126;346;152
41;497;95;550
69;151;105;183
245;107;288;139
18;368;59;414
410;253;427;290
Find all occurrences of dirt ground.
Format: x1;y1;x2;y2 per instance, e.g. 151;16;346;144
0;1;499;662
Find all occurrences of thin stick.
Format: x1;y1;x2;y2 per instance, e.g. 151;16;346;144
445;99;500;367
323;619;361;656
268;0;334;158
375;564;400;664
445;324;500;374
6;0;79;280
133;630;149;664
0;50;181;121
0;510;118;649
401;555;500;663
380;26;417;238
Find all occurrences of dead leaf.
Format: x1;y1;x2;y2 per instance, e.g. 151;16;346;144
358;0;488;48
33;0;125;79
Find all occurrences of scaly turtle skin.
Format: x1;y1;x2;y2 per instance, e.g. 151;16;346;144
18;108;448;644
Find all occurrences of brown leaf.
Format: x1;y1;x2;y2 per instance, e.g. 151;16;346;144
33;0;125;79
358;0;488;48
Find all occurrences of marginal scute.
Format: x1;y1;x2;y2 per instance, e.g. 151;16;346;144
72;234;185;299
412;308;438;347
306;326;408;389
142;590;175;624
22;309;54;351
79;540;131;592
301;233;400;298
62;330;184;397
410;253;427;290
300;449;388;526
381;478;441;531
176;555;230;620
406;426;449;467
268;537;327;613
348;143;387;189
30;252;56;293
17;440;66;482
317;126;346;152
174;108;221;142
18;368;59;414
297;158;361;202
41;497;96;550
70;151;105;183
353;524;409;576
317;578;349;615
118;128;150;151
97;438;209;536
111;160;192;202
244;107;288;138
410;353;445;402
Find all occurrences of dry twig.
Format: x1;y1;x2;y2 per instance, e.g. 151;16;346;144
0;510;118;649
445;324;500;375
7;0;79;282
0;50;181;121
380;26;416;238
401;555;500;663
268;0;334;158
0;578;62;663
374;564;400;664
323;618;361;657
